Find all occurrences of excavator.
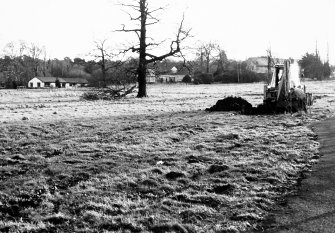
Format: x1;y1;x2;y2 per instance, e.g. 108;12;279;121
263;59;313;113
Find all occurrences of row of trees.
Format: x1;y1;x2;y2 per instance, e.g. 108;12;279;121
2;41;330;89
0;40;139;89
299;52;332;80
0;42;47;88
0;41;93;88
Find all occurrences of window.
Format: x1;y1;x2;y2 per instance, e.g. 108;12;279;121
37;82;41;87
30;83;33;88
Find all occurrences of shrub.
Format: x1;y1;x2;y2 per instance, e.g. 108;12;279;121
213;70;267;83
55;79;61;88
182;74;192;83
193;73;213;84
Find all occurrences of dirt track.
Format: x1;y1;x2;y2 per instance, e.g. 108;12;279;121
264;116;335;233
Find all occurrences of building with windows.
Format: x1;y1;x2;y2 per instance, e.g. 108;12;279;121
157;66;189;83
28;77;88;88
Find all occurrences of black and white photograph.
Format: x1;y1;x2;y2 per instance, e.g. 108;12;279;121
1;0;335;232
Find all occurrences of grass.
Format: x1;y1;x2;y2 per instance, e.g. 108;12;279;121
0;110;321;232
0;81;334;232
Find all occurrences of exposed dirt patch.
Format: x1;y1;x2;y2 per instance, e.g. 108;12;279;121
206;96;253;112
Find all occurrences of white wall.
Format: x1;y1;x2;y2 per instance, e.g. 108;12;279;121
28;77;45;88
27;78;84;88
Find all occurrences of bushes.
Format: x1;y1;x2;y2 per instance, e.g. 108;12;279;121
193;73;213;84
55;79;61;88
191;70;266;85
182;75;192;83
213;70;267;84
1;79;26;89
214;72;236;83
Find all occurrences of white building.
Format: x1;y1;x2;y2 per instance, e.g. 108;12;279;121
158;74;185;83
28;77;88;88
157;67;187;83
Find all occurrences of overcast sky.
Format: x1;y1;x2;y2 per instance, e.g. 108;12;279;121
1;0;334;63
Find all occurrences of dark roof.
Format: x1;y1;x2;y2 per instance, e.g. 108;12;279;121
34;77;88;84
159;68;189;75
35;77;67;83
63;78;88;84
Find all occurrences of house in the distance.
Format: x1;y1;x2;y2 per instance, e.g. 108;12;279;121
64;78;89;87
28;77;88;88
245;57;269;74
246;57;285;74
157;66;188;83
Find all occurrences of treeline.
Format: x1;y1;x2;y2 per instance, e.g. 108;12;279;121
182;42;267;84
1;41;333;89
0;40;270;89
299;52;332;80
191;60;267;84
0;42;140;88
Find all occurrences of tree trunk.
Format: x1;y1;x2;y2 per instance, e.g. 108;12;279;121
137;0;147;98
102;68;107;88
101;50;107;88
34;62;38;77
200;49;204;72
219;53;225;73
206;55;210;73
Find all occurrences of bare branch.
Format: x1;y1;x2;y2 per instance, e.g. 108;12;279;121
145;19;160;26
115;24;141;33
121;9;141;21
147;6;165;15
115;24;141;40
146;14;191;64
116;0;191;97
118;3;140;10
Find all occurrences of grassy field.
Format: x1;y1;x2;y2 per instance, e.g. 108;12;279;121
0;81;335;232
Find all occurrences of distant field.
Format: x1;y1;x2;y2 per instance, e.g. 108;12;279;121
0;81;334;232
0;81;334;123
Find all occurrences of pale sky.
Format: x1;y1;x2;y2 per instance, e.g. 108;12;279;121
1;0;334;64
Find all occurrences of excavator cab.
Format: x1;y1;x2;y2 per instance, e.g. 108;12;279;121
264;64;284;104
263;60;313;112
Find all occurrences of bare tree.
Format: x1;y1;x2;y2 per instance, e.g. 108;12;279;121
117;0;191;97
28;43;43;76
2;42;28;84
196;42;223;73
42;48;48;77
91;39;111;88
90;39;124;88
217;49;228;74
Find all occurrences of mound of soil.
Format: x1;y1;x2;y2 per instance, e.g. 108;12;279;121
206;95;306;115
205;96;253;114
